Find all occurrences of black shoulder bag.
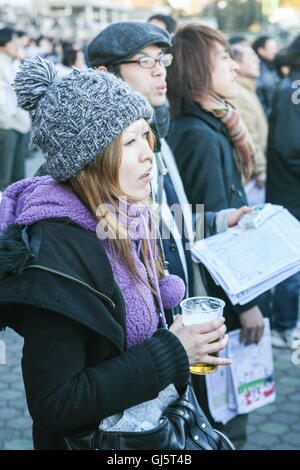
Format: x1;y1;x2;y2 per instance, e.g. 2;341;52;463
64;384;235;451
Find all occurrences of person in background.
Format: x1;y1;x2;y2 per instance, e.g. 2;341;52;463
0;56;231;450
56;46;86;76
252;35;279;118
148;14;177;35
266;34;300;349
15;30;29;60
36;35;57;62
229;36;268;205
167;23;270;448
0;26;31;192
273;47;290;79
25;37;41;57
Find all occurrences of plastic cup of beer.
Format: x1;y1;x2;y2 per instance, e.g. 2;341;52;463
180;296;225;375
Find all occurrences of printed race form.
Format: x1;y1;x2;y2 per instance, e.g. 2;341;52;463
192;208;300;304
228;319;275;413
206;319;275;423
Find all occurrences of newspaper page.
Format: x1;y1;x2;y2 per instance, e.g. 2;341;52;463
206;319;275;422
205;345;238;425
228;319;275;413
192;209;300;304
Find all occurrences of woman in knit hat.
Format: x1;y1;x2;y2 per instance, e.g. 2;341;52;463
0;56;230;450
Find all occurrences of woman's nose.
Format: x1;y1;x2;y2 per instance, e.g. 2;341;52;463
140;143;153;163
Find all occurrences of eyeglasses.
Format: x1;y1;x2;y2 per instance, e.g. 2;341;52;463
121;53;173;69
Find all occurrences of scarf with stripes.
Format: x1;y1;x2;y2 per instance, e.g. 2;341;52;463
193;92;256;184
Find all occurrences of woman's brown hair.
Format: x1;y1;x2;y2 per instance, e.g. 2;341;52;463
68;124;164;294
167;23;229;118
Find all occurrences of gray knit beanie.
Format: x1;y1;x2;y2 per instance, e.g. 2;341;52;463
13;56;153;182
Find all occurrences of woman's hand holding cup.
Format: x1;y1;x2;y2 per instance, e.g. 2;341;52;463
170;316;231;371
170;296;231;374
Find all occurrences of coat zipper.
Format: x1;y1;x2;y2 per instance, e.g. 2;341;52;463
24;264;116;310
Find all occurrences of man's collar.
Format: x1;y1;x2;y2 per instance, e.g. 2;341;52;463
150;103;170;150
182;101;225;132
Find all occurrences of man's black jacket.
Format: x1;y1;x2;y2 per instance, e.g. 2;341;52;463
266;71;300;220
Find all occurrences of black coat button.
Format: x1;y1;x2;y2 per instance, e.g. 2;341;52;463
170;244;177;252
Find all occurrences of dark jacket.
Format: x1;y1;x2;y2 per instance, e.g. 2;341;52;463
266;71;300;220
256;59;280;118
167;103;247;215
0;218;189;450
167;102;269;329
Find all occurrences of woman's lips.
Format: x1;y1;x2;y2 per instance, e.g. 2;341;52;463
141;173;153;182
140;168;153;182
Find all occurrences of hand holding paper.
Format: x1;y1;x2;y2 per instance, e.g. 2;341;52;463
227;205;253;228
192;207;300;305
239;306;265;345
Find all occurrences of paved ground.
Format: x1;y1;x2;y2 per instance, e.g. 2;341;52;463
0;153;299;450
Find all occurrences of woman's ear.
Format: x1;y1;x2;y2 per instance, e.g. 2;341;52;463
97;65;108;72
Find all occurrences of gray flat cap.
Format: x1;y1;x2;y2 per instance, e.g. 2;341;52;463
87;21;172;68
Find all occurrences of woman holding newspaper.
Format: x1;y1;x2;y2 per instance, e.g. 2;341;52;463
166;23;270;447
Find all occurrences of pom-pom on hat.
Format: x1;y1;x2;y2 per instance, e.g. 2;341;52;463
13;56;153;182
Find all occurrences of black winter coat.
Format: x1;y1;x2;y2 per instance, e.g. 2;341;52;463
167;103;247;214
0;218;189;450
266;71;300;220
167;102;269;329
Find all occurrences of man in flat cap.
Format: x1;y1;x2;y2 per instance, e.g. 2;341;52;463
87;20;248;293
88;21;204;303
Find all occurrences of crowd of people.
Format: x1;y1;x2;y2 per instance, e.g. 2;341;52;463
0;12;299;451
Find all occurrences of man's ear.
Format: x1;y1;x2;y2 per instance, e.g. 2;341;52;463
97;65;108;72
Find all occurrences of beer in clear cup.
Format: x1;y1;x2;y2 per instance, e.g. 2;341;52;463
180;296;225;375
